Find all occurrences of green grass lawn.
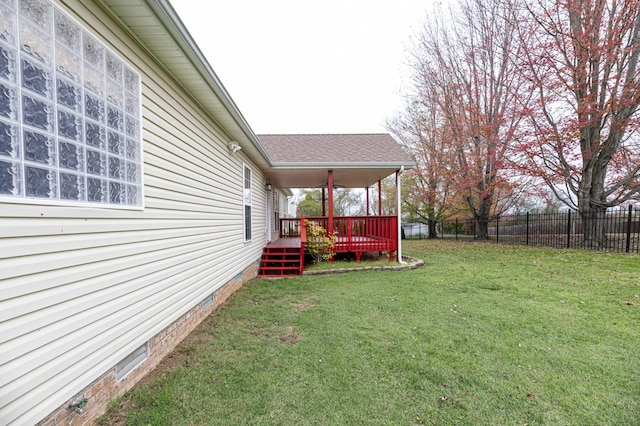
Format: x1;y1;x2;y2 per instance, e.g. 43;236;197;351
100;240;639;425
304;254;396;271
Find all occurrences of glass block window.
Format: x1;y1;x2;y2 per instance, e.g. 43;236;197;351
201;293;214;309
0;0;142;207
116;342;148;381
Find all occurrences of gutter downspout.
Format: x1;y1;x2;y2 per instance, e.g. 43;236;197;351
397;166;405;264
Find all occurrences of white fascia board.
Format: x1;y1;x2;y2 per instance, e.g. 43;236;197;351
271;162;415;169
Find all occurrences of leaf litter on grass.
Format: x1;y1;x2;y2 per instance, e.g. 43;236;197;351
99;240;640;426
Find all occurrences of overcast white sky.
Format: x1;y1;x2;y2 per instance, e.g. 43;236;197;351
171;1;439;134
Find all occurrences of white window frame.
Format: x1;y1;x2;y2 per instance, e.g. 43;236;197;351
0;0;143;209
243;164;251;241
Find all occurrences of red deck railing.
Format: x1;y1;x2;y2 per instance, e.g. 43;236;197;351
280;216;398;260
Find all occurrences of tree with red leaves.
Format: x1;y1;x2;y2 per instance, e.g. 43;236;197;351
400;0;531;239
517;0;640;247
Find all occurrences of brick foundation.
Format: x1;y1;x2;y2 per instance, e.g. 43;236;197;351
37;260;259;426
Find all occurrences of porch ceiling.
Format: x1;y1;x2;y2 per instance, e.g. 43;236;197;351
266;167;403;189
258;134;414;189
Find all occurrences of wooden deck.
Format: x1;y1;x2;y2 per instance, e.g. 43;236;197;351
334;236;395;258
284;216;398;259
266;237;302;249
267;235;396;260
259;216;399;276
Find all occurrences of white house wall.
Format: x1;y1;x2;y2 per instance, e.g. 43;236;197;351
280;190;289;218
0;1;267;424
268;189;288;241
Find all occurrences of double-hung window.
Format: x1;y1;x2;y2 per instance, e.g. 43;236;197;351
0;0;143;207
243;164;251;241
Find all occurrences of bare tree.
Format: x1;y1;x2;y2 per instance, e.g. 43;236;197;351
388;94;457;238
410;0;531;239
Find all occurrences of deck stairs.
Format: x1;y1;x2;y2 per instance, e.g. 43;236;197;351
258;243;303;277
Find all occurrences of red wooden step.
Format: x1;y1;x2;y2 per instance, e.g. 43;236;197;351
258;246;304;277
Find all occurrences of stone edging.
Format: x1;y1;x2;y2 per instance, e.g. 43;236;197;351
302;256;425;275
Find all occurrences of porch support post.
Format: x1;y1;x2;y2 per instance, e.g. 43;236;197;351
378;180;382;216
365;187;370;216
321;188;326;216
396;169;405;264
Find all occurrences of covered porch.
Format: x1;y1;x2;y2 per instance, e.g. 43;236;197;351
257;134;413;277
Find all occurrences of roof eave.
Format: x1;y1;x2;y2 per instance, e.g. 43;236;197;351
271;162;414;169
97;0;274;169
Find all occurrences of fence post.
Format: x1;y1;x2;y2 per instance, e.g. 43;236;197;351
566;210;571;248
496;216;500;243
526;212;529;246
626;205;633;253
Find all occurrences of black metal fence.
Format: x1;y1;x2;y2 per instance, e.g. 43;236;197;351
438;206;640;253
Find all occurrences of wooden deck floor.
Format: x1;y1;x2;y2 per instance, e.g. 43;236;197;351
266;237;302;249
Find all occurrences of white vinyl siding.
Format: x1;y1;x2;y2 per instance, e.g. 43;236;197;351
267;189;288;240
0;1;267;424
280;190;288;218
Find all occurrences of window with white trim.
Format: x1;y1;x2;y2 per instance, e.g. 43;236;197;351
0;0;142;207
243;164;251;241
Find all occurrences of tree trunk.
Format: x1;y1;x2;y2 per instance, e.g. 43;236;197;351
427;219;438;239
476;217;490;240
473;194;492;240
580;206;608;249
577;146;609;249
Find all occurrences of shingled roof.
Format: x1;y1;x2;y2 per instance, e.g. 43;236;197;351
257;134;414;189
257;133;412;165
